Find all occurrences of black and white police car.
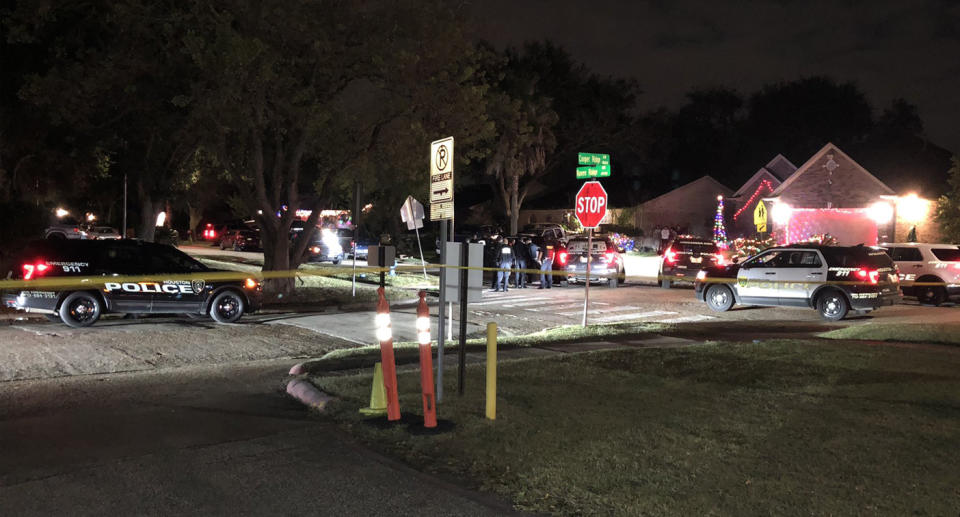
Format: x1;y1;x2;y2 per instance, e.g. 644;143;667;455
694;244;901;321
880;242;960;306
3;239;262;327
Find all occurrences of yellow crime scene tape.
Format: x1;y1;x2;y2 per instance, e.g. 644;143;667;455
0;262;947;291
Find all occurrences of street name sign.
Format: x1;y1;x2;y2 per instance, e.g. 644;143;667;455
575;181;608;229
430;136;454;221
576;152;611;179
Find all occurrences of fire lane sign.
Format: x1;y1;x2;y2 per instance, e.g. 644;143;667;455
430;136;454;221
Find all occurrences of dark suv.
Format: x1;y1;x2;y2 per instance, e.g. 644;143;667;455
659;237;723;288
2;240;262;327
694;244;901;321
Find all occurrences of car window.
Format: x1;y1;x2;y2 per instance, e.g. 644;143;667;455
98;245;143;274
781;251;822;267
145;246;208;273
745;250;788;268
676;241;719;254
889;247;923;261
931;248;960;261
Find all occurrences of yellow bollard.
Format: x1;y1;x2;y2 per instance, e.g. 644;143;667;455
485;322;497;420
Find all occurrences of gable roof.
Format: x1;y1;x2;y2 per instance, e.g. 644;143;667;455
764;154;798;182
643;175;732;206
732;168;781;198
770;142;894;198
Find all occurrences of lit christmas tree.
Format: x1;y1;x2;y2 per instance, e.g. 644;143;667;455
713;195;728;248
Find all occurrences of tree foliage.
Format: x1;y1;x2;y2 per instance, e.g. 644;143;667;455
935;157;960;242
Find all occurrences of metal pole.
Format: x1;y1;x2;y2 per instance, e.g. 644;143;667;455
458;240;468;396
415;225;427;281
353;181;360;296
437;219;447;402
122;173;128;238
379;246;386;288
485;322;497;420
582;228;591;327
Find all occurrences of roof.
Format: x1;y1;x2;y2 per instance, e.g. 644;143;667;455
769;143;895;198
764;154;798;182
642;175;732;206
731;168;781;198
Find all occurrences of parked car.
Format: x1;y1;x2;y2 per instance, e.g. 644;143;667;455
695;244;901;321
88;226;121;240
44;217;88;240
3;239;261;327
659;236;724;288
879;242;960;305
562;235;625;288
306;227;344;264
220;229;262;251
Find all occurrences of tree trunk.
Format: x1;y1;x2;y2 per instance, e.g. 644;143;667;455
509;174;520;235
187;204;203;243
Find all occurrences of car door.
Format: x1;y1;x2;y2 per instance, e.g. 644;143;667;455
736;250;787;305
144;244;208;314
96;243;153;313
891;247;923;286
774;249;826;306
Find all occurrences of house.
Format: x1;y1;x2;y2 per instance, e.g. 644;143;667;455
639;176;733;237
727;154;797;237
759;143;940;245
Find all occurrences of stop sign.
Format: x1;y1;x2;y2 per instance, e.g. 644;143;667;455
575;181;608;229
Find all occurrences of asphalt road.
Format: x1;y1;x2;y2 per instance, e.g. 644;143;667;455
0;360;519;516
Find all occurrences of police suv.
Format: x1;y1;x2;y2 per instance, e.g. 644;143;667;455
694;244;900;321
880;242;960;306
3;240;262;328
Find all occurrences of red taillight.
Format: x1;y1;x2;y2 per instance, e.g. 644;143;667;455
23;262;50;280
715;254;725;266
855;268;879;285
73;227;80;233
558;250;568;265
665;248;678;264
604;251;616;263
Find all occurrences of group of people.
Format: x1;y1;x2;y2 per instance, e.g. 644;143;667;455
655;225;682;255
490;236;555;292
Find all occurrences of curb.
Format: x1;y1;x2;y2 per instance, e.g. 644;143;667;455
285;378;336;411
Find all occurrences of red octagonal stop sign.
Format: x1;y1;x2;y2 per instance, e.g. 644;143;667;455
575;181;608;229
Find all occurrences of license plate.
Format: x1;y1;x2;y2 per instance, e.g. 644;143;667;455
579;257;588;263
690;257;702;264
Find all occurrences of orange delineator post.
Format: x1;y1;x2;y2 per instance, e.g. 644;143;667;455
376;287;401;421
416;290;437;428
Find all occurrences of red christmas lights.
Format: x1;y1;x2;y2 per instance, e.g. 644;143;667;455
732;180;774;221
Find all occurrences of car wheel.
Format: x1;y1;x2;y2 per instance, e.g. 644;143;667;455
44;313;61;322
209;290;245;324
817;290;849;321
59;292;102;328
917;285;947;306
705;284;734;312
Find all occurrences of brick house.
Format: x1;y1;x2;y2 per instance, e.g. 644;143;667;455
727;154;797;237
760;143;940;245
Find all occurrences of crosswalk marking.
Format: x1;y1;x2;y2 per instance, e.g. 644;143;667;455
593;310;677;323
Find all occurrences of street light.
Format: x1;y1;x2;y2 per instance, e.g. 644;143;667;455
868;201;893;224
898;193;928;224
771;202;792;225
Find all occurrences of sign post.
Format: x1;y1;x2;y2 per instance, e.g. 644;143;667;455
430;136;454;402
574;181;608;327
400;195;428;280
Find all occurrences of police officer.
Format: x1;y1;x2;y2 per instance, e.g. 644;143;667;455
527;238;540;288
513;237;528;288
493;237;515;292
538;244;553;289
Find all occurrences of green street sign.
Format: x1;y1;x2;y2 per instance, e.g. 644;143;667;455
576;166;599;179
577;152;611;177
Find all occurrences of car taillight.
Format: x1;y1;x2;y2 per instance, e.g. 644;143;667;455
604;251;616;263
557;250;568;265
855;268;879;285
73;227;80;233
311;246;321;253
664;248;678;264
715;253;725;266
23;262;50;280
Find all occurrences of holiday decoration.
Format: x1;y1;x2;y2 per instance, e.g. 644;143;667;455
732;180;775;221
713;195;728;248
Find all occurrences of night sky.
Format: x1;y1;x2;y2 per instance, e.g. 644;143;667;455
468;0;960;155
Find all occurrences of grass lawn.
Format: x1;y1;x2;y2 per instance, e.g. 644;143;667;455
313;339;960;516
820;323;960;346
305;321;672;372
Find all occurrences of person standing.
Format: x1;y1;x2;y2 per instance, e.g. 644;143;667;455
538;244;553;289
513;237;528;288
527;238;540;287
660;226;671;254
493;237;514;292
